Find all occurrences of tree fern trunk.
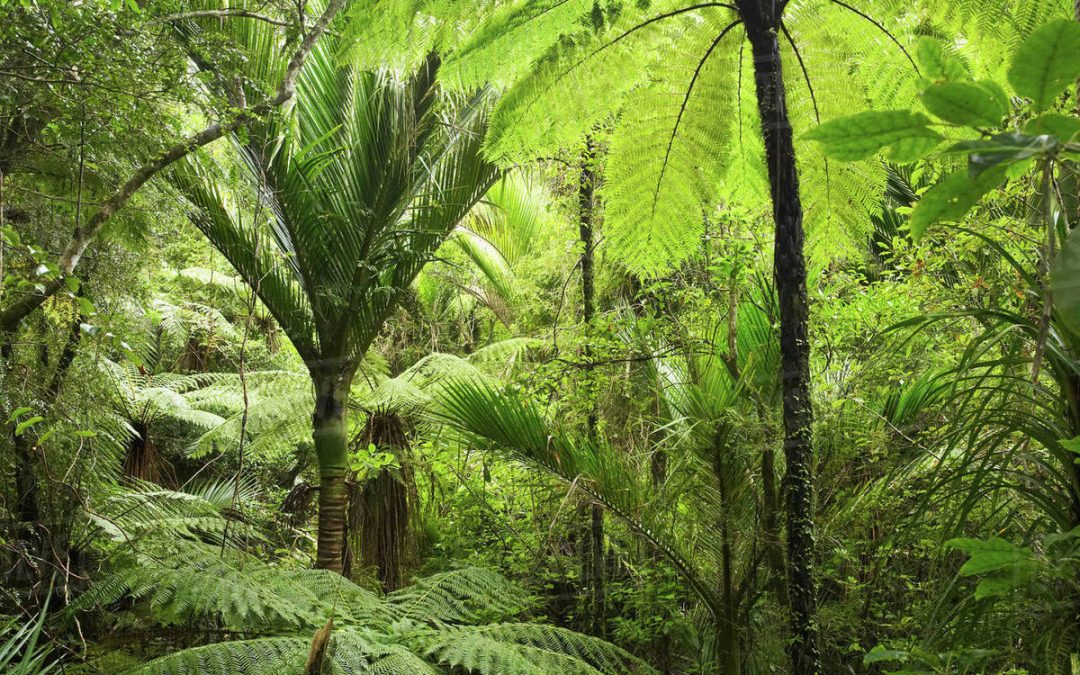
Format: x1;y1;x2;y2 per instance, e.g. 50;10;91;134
312;368;352;573
579;138;607;637
738;3;821;672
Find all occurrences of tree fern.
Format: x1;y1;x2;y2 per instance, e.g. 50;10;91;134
437;0;929;275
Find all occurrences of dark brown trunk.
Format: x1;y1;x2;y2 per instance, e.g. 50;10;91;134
579;138;607;637
123;421;165;484
737;3;820;672
2;337;39;525
713;435;741;674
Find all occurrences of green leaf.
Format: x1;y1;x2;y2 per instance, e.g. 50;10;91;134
973;565;1039;599
916;38;969;82
15;416;45;436
946;133;1058;177
77;296;96;317
946;537;1032;576
1052;225;1080;336
920;80;1008;128
7;406;32;423
805;110;942;162
64;276;80;294
1025;113;1080;142
908;167;1007;241
1007;19;1080;112
863;645;909;665
1061;436;1080;455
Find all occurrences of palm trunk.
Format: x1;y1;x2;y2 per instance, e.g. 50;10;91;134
312;368;353;573
737;4;820;672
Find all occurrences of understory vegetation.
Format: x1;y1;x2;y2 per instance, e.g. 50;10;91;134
2;0;1080;673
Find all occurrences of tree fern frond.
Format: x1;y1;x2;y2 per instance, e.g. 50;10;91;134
604;15;741;274
386;567;530;624
121;637;308;675
459;623;658;674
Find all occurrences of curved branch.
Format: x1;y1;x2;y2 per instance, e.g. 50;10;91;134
652;21;743;213
827;0;919;75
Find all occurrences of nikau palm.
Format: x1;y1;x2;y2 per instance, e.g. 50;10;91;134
176;33;498;571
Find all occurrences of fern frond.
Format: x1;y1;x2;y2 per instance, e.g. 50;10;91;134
121;637;308;675
386;567;530;625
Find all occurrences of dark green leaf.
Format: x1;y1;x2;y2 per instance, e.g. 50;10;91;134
946;133;1058;177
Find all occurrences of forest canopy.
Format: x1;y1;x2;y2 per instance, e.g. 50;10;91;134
1;0;1079;673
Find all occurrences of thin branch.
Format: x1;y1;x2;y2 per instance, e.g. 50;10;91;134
153;9;291;27
0;0;346;334
827;0;919;75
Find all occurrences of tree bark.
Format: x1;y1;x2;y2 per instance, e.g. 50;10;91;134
737;2;821;672
713;434;742;674
579;138;607;637
312;367;353;573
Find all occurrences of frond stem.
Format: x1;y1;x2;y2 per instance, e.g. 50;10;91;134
651;20;743;214
827;0;919;75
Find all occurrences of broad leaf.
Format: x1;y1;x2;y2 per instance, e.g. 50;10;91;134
946;133;1058;177
1025;113;1080;142
946;537;1031;576
908;167;1007;241
1007;19;1080;112
920;80;1008;128
1052;224;1080;336
916;38;969;83
805;110;942;162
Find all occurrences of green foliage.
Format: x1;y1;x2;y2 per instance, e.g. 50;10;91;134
174;23;499;366
0;605;57;674
1006;19;1080;111
76;483;652;675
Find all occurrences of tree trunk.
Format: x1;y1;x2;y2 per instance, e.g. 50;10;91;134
312;367;353;573
737;4;821;672
579;138;607;637
351;411;414;590
713;435;742;674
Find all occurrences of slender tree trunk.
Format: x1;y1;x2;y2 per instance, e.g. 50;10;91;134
579;138;607;637
312;366;353;573
2;338;39;525
713;435;742;674
737;3;820;672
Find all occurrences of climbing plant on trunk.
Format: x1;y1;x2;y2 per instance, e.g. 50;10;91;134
174;33;497;572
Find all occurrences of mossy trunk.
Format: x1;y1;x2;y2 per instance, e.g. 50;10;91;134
738;3;820;672
313;368;352;573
